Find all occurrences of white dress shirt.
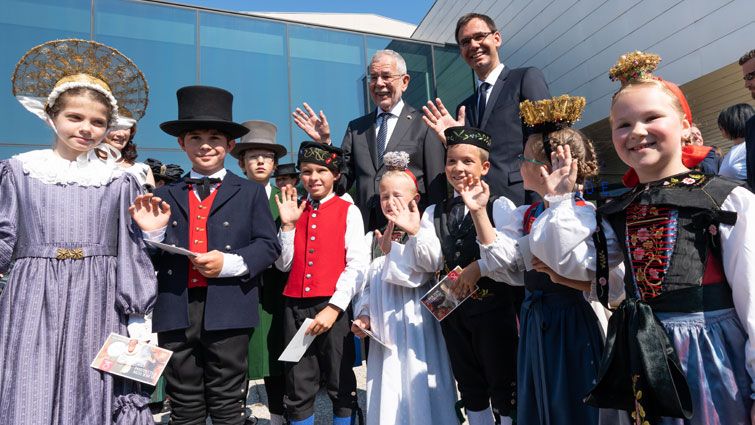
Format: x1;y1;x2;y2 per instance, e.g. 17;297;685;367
274;191;368;311
476;63;504;106
374;99;405;153
718;142;747;181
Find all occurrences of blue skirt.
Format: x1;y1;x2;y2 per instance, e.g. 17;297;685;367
517;289;604;425
656;308;752;425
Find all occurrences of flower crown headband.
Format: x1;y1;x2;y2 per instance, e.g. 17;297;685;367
383;151;418;191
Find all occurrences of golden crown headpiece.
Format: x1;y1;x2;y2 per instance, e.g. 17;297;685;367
12;39;148;123
608;51;661;85
519;95;586;132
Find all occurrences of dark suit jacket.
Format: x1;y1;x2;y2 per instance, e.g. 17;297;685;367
152;171;281;332
745;115;755;190
459;66;550;205
340;103;447;230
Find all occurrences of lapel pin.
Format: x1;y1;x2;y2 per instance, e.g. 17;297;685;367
406;115;412;120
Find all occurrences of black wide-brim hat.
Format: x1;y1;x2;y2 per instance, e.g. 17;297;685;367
160;85;249;140
273;163;298;177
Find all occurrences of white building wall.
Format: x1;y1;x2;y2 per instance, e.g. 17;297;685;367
413;0;753;126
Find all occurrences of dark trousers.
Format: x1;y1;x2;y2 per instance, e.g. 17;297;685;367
264;375;286;415
440;306;519;415
282;297;357;420
159;288;251;425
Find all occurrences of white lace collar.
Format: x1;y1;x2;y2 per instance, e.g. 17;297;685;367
13;149;123;187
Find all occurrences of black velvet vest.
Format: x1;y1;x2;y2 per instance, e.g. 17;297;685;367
433;198;521;316
596;172;739;311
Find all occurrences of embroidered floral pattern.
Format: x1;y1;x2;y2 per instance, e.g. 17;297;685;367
625;204;678;300
661;172;707;188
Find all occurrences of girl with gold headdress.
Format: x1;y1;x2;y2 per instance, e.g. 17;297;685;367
0;39;155;424
529;52;755;424
455;95;620;425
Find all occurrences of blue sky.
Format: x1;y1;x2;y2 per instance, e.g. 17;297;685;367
171;0;435;24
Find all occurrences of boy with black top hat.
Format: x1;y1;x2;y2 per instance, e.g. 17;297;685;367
274;163;299;190
231;120;289;425
388;127;522;425
274;141;368;425
131;85;281;425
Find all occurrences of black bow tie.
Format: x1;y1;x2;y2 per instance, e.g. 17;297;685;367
184;177;221;200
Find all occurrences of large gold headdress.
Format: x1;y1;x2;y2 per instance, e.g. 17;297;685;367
12;39;148;126
608;51;661;85
519;95;586;132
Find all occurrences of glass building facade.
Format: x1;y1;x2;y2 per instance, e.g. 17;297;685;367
0;0;474;169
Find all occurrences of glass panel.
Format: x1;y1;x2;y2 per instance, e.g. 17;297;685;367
94;0;197;171
0;0;90;157
433;44;474;114
199;12;291;164
366;37;434;111
288;26;366;150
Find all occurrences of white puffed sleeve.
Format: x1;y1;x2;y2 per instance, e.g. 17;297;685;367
404;205;444;274
527;193;624;282
476;196;526;285
719;186;755;397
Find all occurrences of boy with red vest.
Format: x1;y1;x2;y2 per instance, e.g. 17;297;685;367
274;142;369;425
131;86;281;425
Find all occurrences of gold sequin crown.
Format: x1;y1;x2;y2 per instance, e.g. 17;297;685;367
12;39;148;120
519;95;586;129
608;51;661;85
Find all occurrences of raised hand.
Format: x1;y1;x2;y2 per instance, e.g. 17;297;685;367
459;176;489;213
385;197;420;236
422;98;465;146
373;220;395;255
129;194;171;231
292;102;331;144
275;185;305;230
541;144;578;197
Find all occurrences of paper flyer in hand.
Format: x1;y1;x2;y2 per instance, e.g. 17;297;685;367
420;266;478;321
351;320;393;351
278;318;316;363
145;240;197;257
91;333;173;386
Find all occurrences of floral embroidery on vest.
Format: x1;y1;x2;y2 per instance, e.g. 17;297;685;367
625;204;678;300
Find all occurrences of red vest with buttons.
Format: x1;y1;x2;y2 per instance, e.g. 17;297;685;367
283;196;349;298
187;187;220;288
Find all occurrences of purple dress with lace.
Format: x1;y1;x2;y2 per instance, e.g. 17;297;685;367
0;154;156;424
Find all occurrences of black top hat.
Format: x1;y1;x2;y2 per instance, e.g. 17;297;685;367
273;163;299;177
160;85;249;140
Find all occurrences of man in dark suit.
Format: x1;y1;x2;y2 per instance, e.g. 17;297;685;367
423;13;550;205
739;49;755;189
131;86;280;425
293;50;447;230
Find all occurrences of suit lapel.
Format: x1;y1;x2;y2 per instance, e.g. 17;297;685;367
365;110;379;171
383;104;414;157
209;171;242;216
167;177;190;219
481;67;511;129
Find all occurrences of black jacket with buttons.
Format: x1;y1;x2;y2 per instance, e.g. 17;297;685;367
151;171;281;332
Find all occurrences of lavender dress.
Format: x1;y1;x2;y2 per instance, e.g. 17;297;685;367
0;153;157;424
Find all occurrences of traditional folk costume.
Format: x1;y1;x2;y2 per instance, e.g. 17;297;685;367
149;86;281;425
467;95;613;424
352;152;459;425
275;142;369;425
407;128;522;425
231;120;289;423
0;39;155;424
530;53;755;424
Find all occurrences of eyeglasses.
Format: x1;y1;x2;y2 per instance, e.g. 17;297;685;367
368;73;405;83
516;154;548;166
743;71;755;81
245;152;276;162
459;31;493;49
